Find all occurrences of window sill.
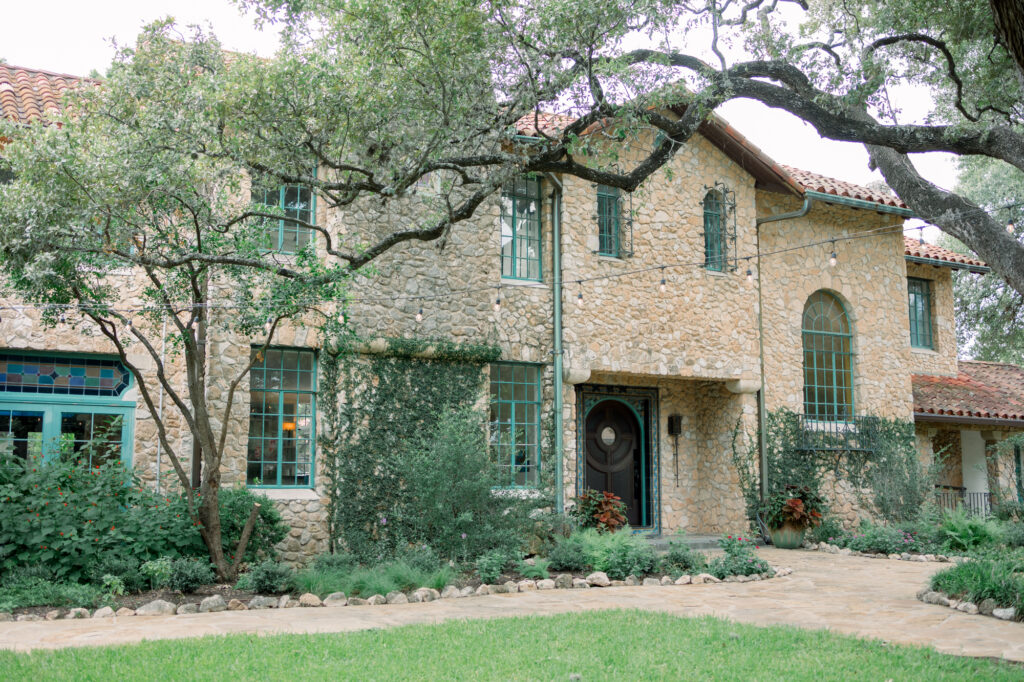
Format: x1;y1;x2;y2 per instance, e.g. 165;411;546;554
595;254;625;262
491;487;543;499
703;269;730;277
499;278;546;288
249;487;320;501
911;346;938;355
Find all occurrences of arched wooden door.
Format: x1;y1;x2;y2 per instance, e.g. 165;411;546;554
584;399;643;526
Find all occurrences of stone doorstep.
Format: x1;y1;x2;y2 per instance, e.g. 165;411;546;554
1;568;794;623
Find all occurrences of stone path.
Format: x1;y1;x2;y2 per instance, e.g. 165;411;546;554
2;549;1023;660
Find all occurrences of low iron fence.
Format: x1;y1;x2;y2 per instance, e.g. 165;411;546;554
935;486;992;516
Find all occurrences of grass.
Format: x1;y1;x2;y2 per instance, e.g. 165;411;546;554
292;561;454;598
1;610;1021;680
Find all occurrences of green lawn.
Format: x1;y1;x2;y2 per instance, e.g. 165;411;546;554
2;610;1021;681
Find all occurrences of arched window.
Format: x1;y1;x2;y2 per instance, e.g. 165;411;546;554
802;291;854;421
703;190;725;271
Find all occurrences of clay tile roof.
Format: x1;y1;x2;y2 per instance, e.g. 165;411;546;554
912;361;1024;424
0;63;91;125
514;111;578;137
903;236;988;271
781;164;907;208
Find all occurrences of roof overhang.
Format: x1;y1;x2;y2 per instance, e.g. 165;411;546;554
803;190;914;217
913;412;1024;429
904;255;990;274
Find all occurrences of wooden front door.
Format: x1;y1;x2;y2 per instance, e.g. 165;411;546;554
585;399;643;526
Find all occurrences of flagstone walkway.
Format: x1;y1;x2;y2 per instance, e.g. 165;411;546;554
2;548;1022;661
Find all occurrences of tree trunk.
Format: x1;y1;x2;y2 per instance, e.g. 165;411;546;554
990;0;1024;87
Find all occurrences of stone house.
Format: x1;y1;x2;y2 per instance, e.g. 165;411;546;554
1;63;1022;562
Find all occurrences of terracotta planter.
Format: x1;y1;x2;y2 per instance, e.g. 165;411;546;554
769;523;806;549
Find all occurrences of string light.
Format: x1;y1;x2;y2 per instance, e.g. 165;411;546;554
658;267;667;293
415;307;423;323
576;281;584;308
494;285;501;313
829;240;838;267
918;226;925;246
745;258;754;285
1009;219;1016;234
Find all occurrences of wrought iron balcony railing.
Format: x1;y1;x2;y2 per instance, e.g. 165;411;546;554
935;485;992;516
795;413;877;452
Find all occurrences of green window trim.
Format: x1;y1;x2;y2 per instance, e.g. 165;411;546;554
596;185;621;257
247;347;317;489
253;183;317;254
703;190;726;272
489;362;542;487
802;291;855;422
500;177;543;281
907;277;934;349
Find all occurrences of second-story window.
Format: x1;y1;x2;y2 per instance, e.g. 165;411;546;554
907;277;934;349
500;177;542;281
255;184;315;254
703;190;726;271
596;185;621;257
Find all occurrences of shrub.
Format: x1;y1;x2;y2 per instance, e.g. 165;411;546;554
577;528;656;579
167;558;215;593
0;576;100;612
475;550;510;584
140;558;173;590
570;490;627;533
1004;522;1024;549
294;560;454;598
547;535;590;573
87;556;146;594
517;559;550;580
843;525;919;555
249;560;295;594
215;487;289;562
707;536;769;579
806;516;845;544
994;500;1024;523
311;552;356;574
396;544;441;573
930;558;1024;619
940;508;1003;551
657;534;707;577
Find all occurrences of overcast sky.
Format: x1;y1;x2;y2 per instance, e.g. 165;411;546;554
3;0;957;225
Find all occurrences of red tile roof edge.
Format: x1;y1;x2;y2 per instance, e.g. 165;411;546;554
912;361;1024;423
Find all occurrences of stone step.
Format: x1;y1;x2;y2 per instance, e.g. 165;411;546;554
645;534;723;553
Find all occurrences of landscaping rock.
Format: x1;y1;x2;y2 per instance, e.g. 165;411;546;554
176;603;198;615
366;594;387;605
299;593;322;607
347;598;368;606
693;573;721;584
900;553;912;561
674;575;692;585
921;591;950;607
924;554;936;562
115;607;135;617
724;576;739;583
536;579;556;590
839;548;852;556
736;575;751;583
610;580;626;587
888;554;900;560
17;614;42;622
386;591;408;605
916;587;930;600
624;575;640;586
571;578;591;589
502;582;517;594
957;602;980;615
474;585;491;596
661;576;674;586
284;599;300;608
554;574;573;590
0;612;12;622
200;595;228;613
912;555;928;562
249;596;279;610
414;587;441;602
642;577;661;586
993;607;1017;621
979;598;998;616
489;584;508;594
137;600;176;617
586;571;610;587
775;568;793;577
517;580;537;592
441;585;460;599
45;610;60;621
407;591;423;602
936;555;948;562
278;595;291;609
459;586;475;598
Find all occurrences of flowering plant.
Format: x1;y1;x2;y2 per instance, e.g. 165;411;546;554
570;489;627;533
760;485;826;531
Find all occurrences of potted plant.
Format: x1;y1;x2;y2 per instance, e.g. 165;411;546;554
760;485;825;549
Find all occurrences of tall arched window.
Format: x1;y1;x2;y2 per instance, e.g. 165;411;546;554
802;291;854;421
703;190;725;271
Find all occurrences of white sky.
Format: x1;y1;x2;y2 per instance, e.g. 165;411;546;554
2;0;956;232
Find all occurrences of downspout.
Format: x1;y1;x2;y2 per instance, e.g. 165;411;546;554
754;195;814;501
156;312;167;493
546;173;565;514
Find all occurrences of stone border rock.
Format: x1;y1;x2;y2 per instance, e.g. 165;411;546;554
916;588;1018;622
0;566;795;622
805;542;970;564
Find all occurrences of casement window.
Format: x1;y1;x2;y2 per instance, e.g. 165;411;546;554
703;190;726;272
489;363;541;487
907;277;934;349
500;177;542;281
802;291;855;422
0;352;134;467
253;184;316;254
596;185;621;257
247;348;316;488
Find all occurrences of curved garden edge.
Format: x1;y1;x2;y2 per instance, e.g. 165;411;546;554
0;566;796;623
804;541;969;564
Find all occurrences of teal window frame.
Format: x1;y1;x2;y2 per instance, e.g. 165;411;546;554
0;351;135;467
253;183;317;254
500;177;543;281
907;277;934;349
596;185;621;257
703;190;726;272
489;362;542;487
247;347;317;489
802;291;855;422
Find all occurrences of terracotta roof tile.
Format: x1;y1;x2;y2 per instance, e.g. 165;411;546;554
781;164;907;208
912;361;1024;423
514;111;578;137
903;236;987;270
0;63;92;125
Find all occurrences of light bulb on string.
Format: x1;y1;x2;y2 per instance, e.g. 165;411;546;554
415;307;423;323
658;267;667;293
494;285;501;313
828;241;838;267
1009;219;1016;234
576;281;584;309
918;226;925;246
745;263;754;285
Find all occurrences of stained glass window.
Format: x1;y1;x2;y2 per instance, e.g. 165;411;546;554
0;353;130;397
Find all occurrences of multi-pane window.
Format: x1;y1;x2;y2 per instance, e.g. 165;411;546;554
248;348;316;487
500;177;542;280
907;277;934;349
254;184;315;253
489;363;541;487
802;291;855;421
703;190;726;271
59;413;123;467
597;185;621;257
